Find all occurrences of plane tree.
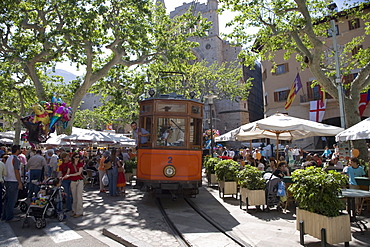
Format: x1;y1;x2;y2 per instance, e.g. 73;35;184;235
0;0;211;134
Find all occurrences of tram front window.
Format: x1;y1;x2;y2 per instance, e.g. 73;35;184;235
157;118;185;147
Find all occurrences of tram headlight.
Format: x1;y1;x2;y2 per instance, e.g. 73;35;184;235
163;165;176;178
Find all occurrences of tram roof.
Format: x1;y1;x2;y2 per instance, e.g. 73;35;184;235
143;93;202;103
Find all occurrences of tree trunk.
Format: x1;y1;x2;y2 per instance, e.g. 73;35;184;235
13;120;22;145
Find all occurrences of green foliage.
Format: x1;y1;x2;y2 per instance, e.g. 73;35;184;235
147;58;250;101
124;157;137;174
288;167;348;217
204;157;220;174
1;0;211;132
238;165;266;190
214;159;240;181
358;159;369;175
73;108;109;130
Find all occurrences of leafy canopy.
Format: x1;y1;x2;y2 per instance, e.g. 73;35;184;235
289;167;347;217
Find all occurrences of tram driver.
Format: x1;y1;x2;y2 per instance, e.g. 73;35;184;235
160;119;185;146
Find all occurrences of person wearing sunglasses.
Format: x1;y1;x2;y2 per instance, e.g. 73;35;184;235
63;152;84;218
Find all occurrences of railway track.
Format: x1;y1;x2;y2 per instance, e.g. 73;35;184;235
156;197;250;247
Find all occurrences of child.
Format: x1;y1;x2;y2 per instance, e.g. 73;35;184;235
52;178;64;213
345;157;365;214
117;160;126;196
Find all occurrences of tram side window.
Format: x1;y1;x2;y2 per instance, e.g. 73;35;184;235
138;117;152;146
190;118;202;147
157;118;185;147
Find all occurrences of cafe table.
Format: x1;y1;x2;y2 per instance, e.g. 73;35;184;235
341;188;370;232
355;177;370;186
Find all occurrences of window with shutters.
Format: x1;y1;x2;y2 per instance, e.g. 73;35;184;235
348;18;360;30
272;63;289;75
273;90;290;102
306;81;333;101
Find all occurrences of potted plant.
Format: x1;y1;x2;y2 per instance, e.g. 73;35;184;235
124;157;137;183
288;166;351;246
238;165;266;211
214;159;239;199
204;157;219;185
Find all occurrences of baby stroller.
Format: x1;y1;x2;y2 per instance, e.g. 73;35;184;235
15;184;29;212
22;178;65;229
264;173;283;212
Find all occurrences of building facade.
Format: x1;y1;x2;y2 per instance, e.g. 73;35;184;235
262;7;370;150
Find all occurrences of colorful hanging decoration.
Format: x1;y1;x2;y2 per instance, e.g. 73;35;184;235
21;97;72;146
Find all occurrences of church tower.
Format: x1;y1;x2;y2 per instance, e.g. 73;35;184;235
206;0;219;36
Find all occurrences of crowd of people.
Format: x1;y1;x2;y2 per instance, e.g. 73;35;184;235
0;144;135;222
214;143;369;181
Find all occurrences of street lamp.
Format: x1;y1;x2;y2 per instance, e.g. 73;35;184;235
205;95;217;156
328;2;346;128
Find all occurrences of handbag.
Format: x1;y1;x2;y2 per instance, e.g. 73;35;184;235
277;181;286;197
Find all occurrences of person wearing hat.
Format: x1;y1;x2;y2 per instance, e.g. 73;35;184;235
98;150;110;192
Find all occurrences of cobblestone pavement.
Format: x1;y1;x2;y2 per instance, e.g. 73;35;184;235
99;175;370;247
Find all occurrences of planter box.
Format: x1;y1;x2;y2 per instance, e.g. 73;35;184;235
208;173;218;185
240;188;266;205
296;208;351;245
240;188;266;211
218;181;237;199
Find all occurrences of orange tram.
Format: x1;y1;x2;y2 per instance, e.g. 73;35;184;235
136;93;204;196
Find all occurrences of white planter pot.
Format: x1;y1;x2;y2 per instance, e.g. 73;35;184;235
240;188;266;211
296;208;351;245
218;181;237;199
208;173;218;185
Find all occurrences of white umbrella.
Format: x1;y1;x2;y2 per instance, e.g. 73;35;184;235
41;133;80;147
236;113;344;141
215;125;246;142
235;113;344;158
105;133;136;147
0;138;13;144
0;131;16;139
335;117;370;142
61;127;116;144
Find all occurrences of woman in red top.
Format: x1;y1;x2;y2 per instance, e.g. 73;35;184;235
63;152;84;218
58;152;73;212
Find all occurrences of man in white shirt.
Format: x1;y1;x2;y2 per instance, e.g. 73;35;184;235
2;145;22;222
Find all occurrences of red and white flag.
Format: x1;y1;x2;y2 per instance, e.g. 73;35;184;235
309;100;327;122
359;92;369;117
